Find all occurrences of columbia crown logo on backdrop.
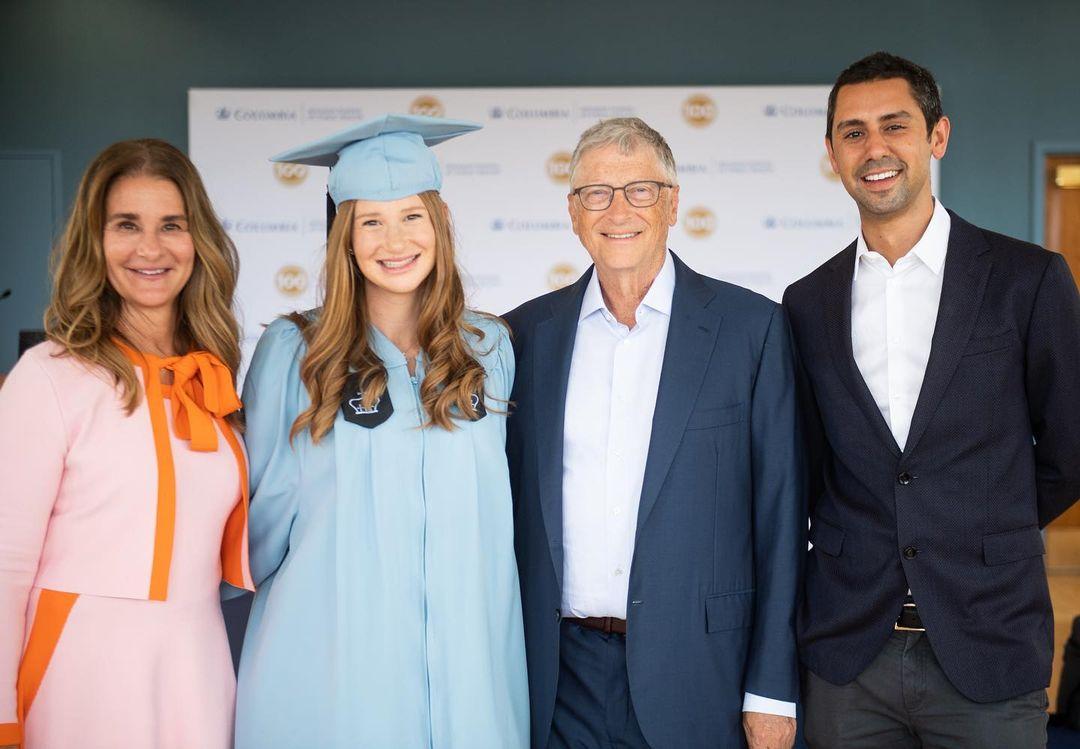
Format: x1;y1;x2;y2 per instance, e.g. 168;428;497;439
764;103;827;118
547;262;578;290
546;152;572;184
488;105;571;120
274;265;308;297
409;96;445;118
682;94;717;127
683;206;717;238
273;163;308;186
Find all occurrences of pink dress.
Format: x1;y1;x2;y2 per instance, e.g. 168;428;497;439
0;344;252;749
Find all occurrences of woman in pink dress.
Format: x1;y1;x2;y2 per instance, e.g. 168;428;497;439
0;139;253;749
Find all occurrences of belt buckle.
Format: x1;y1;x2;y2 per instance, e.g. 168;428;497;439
894;602;926;632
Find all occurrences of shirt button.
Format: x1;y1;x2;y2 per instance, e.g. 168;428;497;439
903;546;918;559
614;568;624;577
612;507;621;517
897;472;913;485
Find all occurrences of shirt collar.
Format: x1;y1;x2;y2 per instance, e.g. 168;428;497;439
854;198;951;280
579;249;675;323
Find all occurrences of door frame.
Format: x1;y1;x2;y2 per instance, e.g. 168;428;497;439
1031;140;1080;246
0;150;62;370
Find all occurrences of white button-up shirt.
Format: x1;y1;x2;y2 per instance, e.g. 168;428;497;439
561;250;794;718
852;199;951;450
561;252;673;620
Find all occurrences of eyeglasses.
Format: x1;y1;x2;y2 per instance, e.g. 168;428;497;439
571;180;674;211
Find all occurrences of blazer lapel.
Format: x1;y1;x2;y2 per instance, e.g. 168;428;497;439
825;242;902;456
635;254;723;539
533;268;591;591
902;213;993;458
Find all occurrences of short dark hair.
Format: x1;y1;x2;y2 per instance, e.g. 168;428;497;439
826;51;943;139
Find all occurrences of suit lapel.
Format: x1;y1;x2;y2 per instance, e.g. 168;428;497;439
533;269;591;591
635;255;723;539
825;242;902;456
902;213;993;458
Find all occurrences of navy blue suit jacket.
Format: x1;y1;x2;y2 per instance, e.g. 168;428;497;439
784;211;1080;703
505;253;804;748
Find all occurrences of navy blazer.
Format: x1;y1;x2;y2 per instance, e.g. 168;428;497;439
784;211;1080;703
505;253;804;749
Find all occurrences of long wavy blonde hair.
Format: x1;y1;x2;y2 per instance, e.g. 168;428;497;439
290;190;493;442
44;139;241;424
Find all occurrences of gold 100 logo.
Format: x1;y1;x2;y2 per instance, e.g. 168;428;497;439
547;262;578;290
546;152;572;184
275;265;308;297
682;94;717;128
683;206;716;238
409;96;445;118
273;162;308;186
820;153;841;182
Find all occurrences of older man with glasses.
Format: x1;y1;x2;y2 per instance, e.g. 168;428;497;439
504;117;804;749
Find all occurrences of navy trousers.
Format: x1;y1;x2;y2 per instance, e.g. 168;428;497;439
548;621;651;749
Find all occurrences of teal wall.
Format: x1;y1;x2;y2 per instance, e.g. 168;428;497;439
2;0;1078;339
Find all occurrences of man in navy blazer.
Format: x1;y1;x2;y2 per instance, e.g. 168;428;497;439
505;117;803;749
784;52;1080;747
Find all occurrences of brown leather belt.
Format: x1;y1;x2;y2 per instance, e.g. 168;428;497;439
894;602;925;632
563;616;627;635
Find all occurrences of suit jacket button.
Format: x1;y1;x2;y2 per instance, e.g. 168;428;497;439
554;609;561;621
897;472;913;485
903;546;918;559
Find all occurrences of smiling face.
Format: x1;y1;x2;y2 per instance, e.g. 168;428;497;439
351;194;438;303
568;143;679;278
103;174;196;323
826;77;950;220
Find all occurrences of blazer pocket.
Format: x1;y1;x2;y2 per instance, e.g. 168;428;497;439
809;517;845;557
686;402;744;431
961;330;1015;357
983;525;1045;565
705;589;755;632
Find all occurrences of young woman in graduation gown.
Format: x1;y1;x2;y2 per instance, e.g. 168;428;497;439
233;115;529;749
0;139;253;749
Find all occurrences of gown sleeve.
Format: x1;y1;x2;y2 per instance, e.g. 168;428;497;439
482;317;515;443
242;319;306;588
0;350;68;743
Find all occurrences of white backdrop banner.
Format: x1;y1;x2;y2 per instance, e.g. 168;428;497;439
188;87;938;367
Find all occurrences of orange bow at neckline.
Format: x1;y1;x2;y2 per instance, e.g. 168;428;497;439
160;351;242;452
116;341;241;452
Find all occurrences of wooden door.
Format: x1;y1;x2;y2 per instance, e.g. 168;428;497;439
1044;154;1080;710
1046;154;1080;530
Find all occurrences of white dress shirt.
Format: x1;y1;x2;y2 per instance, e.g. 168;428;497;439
561;250;794;718
561;252;673;621
852;198;951;450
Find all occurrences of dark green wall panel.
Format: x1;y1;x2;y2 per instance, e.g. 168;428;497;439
2;0;1077;340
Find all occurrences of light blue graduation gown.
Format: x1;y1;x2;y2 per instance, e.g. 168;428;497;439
234;313;529;749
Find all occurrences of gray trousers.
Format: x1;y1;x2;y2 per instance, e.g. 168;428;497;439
803;631;1048;748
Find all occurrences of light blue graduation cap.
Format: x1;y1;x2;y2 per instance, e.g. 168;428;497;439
270;113;481;205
